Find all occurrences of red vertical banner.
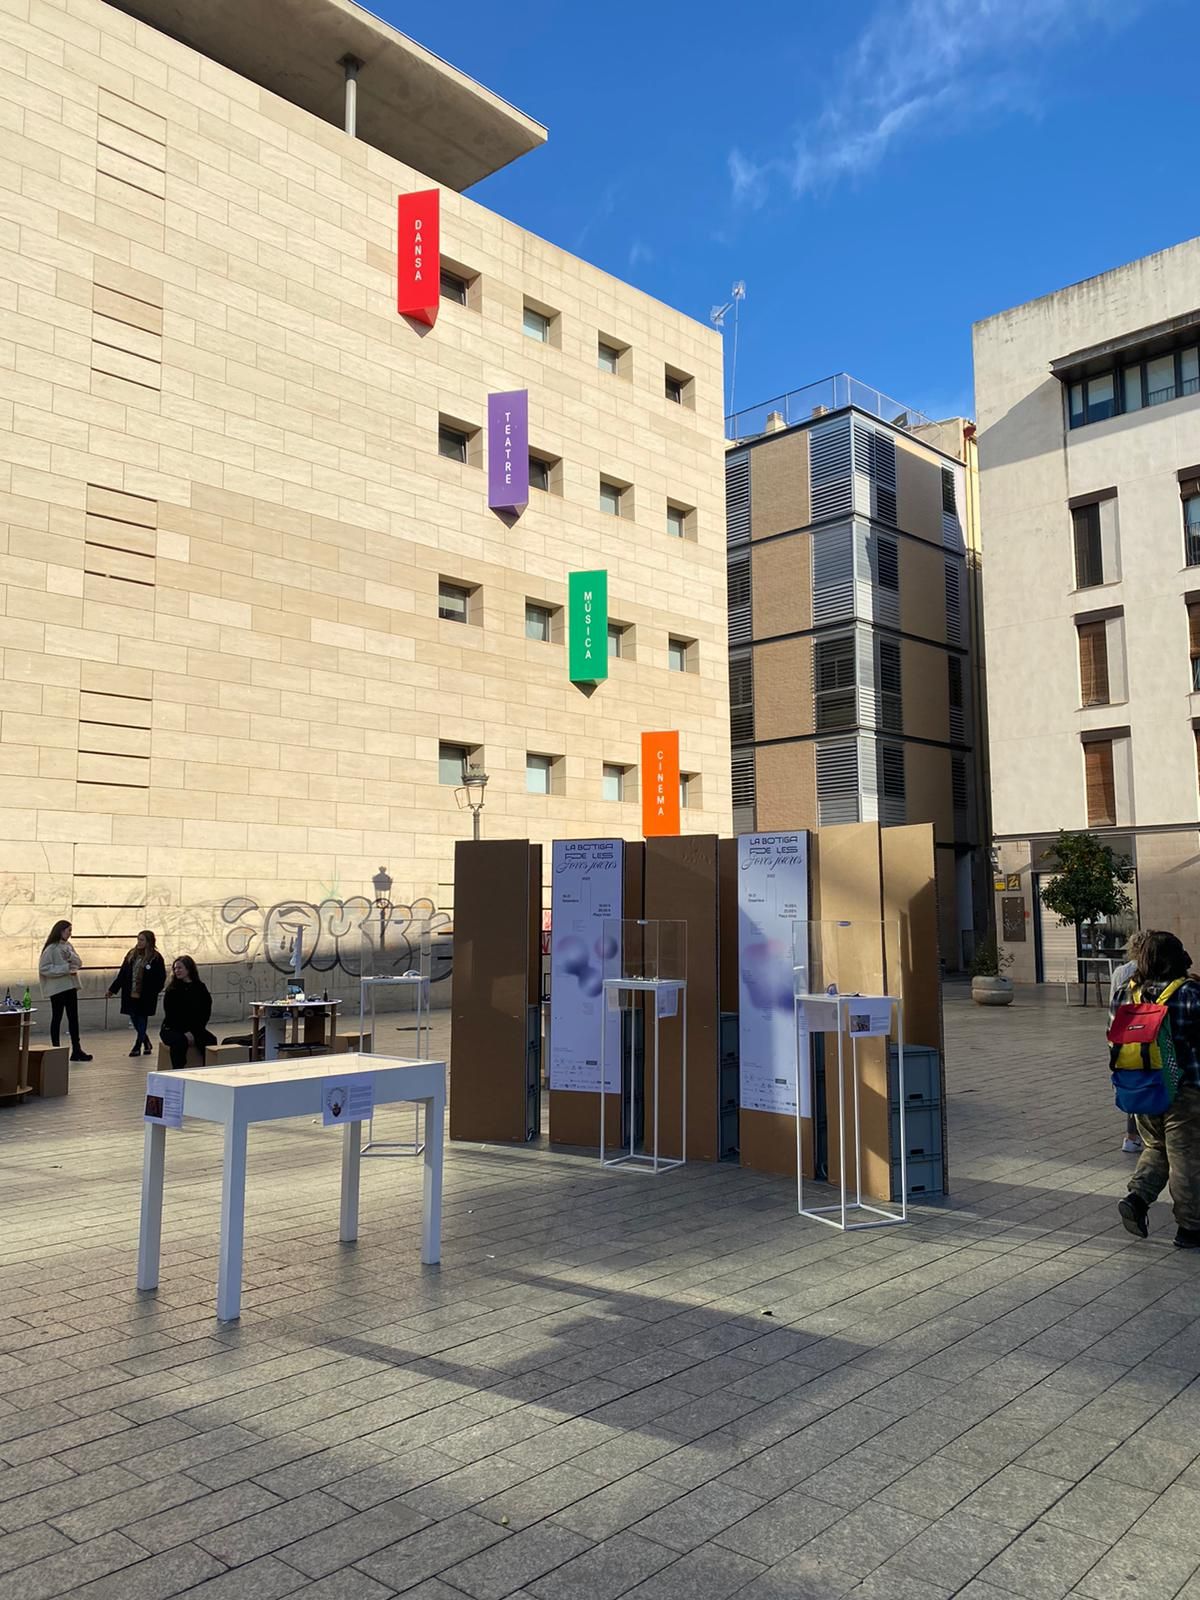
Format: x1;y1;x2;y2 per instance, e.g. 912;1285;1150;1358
397;190;439;325
642;731;681;837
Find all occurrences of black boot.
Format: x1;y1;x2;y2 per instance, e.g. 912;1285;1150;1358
70;1048;93;1062
1119;1193;1149;1238
129;1042;142;1056
1175;1226;1200;1249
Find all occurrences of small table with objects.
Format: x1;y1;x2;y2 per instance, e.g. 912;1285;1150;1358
136;1052;446;1322
250;998;341;1062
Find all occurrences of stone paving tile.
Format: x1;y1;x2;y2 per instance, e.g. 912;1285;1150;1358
6;992;1200;1600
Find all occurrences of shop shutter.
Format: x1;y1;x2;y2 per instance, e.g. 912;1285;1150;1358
1078;622;1109;706
1084;740;1116;826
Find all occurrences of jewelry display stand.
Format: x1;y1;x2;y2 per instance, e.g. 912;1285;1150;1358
360;968;430;1157
793;919;908;1232
599;918;687;1174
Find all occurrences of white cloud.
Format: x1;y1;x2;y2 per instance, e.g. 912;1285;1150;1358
731;0;1143;202
628;239;655;268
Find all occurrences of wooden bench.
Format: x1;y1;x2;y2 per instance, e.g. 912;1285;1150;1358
155;1041;250;1071
28;1046;69;1097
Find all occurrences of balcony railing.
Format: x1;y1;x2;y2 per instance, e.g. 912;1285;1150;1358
726;373;935;443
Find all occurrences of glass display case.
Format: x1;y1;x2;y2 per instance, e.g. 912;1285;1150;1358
599;919;687;1174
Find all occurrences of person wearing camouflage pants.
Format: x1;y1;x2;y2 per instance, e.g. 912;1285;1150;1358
1128;1083;1200;1233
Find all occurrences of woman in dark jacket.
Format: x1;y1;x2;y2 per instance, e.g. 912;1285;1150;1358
107;929;166;1057
160;956;217;1069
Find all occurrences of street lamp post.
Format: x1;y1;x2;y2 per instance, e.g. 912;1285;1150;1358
372;866;393;954
460;767;489;841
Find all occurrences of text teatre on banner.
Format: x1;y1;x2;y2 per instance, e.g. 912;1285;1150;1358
397;190;439;325
641;731;680;836
487;391;529;512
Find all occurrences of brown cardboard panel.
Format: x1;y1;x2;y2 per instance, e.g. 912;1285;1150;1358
549;841;643;1152
808;824;889;1199
645;835;719;1162
450;839;537;1144
740;1107;813;1179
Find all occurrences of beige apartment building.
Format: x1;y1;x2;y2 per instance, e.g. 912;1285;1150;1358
725;376;987;967
0;0;730;1005
974;236;1200;980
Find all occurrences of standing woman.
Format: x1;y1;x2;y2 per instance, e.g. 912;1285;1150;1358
107;931;166;1057
160;956;216;1070
38;920;93;1062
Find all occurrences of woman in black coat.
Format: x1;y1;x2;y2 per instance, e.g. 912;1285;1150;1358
107;929;166;1057
160;955;217;1069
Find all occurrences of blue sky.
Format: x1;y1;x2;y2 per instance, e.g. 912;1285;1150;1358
378;0;1190;424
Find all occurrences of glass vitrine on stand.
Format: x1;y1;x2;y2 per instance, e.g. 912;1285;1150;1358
360;938;431;1157
599;919;687;1175
793;919;908;1231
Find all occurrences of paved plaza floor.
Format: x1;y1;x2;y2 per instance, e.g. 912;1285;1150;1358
2;986;1199;1599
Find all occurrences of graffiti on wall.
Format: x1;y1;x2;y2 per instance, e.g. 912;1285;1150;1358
219;895;452;980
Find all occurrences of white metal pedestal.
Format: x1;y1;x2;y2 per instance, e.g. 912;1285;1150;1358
599;978;687;1174
795;993;908;1232
360;975;429;1156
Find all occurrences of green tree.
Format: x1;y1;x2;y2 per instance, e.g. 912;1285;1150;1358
1039;830;1134;953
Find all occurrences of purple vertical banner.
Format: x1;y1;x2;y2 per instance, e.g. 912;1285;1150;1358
487;390;529;513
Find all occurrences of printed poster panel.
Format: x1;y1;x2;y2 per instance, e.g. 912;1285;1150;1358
737;832;810;1118
549;839;623;1092
144;1071;183;1128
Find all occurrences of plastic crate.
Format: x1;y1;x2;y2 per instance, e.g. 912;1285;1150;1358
890;1103;943;1163
889;1044;941;1108
891;1154;943;1200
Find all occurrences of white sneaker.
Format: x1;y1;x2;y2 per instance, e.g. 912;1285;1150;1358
1122;1137;1142;1153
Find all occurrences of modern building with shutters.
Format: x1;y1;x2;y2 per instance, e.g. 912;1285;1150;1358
0;0;730;998
974;236;1200;981
725;376;987;968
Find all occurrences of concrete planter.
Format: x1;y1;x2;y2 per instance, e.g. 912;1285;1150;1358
972;975;1014;1007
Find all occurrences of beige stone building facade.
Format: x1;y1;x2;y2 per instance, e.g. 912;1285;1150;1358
0;0;730;1009
725;378;987;968
974;237;1200;981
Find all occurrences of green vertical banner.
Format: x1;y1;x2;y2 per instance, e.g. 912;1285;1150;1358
568;570;608;683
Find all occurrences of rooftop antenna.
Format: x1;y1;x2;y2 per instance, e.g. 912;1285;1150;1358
711;281;746;423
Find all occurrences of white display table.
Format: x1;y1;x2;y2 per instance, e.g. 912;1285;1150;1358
600;977;687;1174
136;1052;445;1322
795;992;907;1232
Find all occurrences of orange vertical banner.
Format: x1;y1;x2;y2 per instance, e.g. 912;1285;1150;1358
642;731;681;836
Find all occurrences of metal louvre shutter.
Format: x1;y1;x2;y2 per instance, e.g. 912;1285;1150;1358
952;754;968;815
878;742;906;827
729;651;754;742
731;747;756;833
726;451;750;547
856;622;877;726
872;530;900;629
812;523;854;624
816;738;859;825
948;655;965;743
810;417;853;520
878;638;902;732
941;463;965;552
728;552;751;644
945;559;963;645
854;420;897;525
858;735;879;821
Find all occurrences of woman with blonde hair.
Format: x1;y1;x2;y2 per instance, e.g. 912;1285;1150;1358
107;930;166;1057
38;920;92;1062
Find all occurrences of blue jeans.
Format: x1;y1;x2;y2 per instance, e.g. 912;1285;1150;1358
130;1013;150;1046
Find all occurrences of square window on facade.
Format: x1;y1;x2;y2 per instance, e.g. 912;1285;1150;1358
1085;372;1116;424
679;772;694;808
668;637;692;673
525;602;553;642
1078;620;1110;707
666;504;689;539
602;763;625;802
607;623;625;659
599;479;624;516
1146;354;1176;406
438;742;469;786
666;375;684;403
438;581;471;623
529;455;550;492
438;424;469;463
526;753;554;794
598;341;621;373
440;269;468;305
1085;739;1116;827
665;366;692;405
1185;493;1200;567
523;305;551;342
